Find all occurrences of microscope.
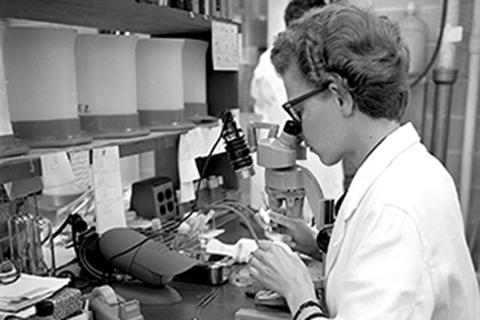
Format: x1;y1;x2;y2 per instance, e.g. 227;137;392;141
219;109;332;235
220;112;330;318
247;120;328;232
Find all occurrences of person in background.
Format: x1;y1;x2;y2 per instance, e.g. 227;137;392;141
248;4;480;319
249;0;345;210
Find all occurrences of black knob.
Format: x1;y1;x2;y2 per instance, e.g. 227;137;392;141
35;300;54;317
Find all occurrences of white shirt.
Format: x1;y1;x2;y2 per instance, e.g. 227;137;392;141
249;48;344;208
251;47;289;126
324;123;480;319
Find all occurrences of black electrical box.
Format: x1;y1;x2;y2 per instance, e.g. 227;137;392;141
130;176;178;221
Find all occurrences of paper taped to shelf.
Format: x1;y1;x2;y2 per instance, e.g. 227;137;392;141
92;146;126;234
41;152;75;189
211;20;239;71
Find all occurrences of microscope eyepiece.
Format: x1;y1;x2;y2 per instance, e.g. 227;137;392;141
283;120;302;136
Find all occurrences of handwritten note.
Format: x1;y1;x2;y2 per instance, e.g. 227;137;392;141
211;20;239;71
68;150;91;191
40;152;75;189
92;146;126;234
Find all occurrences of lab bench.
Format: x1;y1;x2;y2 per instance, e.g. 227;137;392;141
126;217;289;320
88;215;290;320
142;279;256;320
0;3;254;319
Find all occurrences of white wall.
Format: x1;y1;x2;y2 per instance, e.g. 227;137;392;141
267;0;289;47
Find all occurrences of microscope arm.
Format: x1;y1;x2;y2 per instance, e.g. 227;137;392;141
297;164;325;230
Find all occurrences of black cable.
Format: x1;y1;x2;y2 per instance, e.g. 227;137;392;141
50;214;72;240
100;110;229;267
87;226;170;277
75;231;125;284
410;0;449;87
178;117;226;225
207;203;260;243
106;235;153;265
102;225;179;271
57;269;100;290
53;258;79;273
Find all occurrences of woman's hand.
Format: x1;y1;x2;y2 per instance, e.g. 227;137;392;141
268;211;321;260
248;240;317;313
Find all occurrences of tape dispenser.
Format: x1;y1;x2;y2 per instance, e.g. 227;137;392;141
88;285;143;320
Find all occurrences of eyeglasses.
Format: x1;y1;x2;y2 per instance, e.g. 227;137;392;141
282;82;330;123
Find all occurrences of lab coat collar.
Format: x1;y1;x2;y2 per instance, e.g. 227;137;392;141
325;122;420;276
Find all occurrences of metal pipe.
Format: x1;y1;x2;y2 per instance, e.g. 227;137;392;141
437;1;459;70
430;0;461;163
419;78;430;148
430;69;457;163
460;0;480;222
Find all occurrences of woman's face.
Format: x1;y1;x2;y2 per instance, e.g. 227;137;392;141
282;65;345;166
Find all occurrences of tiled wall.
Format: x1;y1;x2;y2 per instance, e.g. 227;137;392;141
242;0;479;259
350;0;478;230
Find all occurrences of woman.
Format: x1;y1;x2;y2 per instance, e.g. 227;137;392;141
248;4;480;320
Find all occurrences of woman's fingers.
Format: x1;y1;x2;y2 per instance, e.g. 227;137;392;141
269;211;296;229
248;263;260;280
251;241;294;266
247;241;309;297
258;240;275;250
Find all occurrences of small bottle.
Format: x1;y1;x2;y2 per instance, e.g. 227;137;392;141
208;175;219;198
35;300;55;320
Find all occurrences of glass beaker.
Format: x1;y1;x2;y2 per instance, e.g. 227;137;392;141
8;212;52;275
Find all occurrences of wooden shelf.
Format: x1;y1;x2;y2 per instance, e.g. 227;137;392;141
0;0;239;187
0;0;212;36
0;0;211;35
0;131;180;184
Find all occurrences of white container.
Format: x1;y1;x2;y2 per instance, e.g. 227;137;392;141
0;19;28;158
183;39;208;105
75;33;149;139
136;38;194;132
0;20;13;137
0;96;12;137
0;23;11;138
3;24;91;147
182;39;215;124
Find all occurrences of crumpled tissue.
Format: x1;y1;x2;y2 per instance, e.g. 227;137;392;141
205;238;258;263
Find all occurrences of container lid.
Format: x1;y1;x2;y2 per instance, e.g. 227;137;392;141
35;300;54;317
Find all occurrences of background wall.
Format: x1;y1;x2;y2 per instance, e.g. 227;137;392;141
266;0;289;47
350;0;480;271
233;0;267;114
235;0;480;271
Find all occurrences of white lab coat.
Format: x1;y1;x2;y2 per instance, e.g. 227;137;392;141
324;123;480;319
250;48;344;209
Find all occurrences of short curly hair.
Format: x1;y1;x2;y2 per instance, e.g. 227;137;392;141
272;4;411;121
284;0;327;27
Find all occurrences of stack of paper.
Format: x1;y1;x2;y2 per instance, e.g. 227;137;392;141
0;274;69;318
